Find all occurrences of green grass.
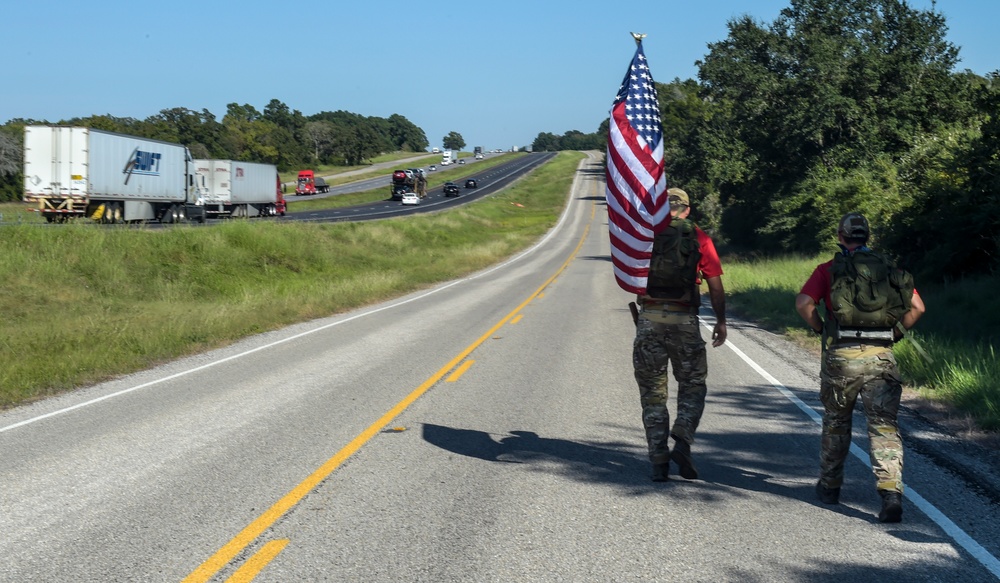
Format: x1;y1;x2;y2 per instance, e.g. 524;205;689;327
0;201;46;223
722;253;1000;430
0;152;583;408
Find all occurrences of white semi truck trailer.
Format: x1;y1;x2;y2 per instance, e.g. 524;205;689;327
193;159;285;218
23;125;206;223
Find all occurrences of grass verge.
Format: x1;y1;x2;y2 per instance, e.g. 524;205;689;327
0;152;584;408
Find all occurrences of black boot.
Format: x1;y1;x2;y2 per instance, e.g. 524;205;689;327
669;436;698;480
651;462;670;482
815;480;841;505
878;490;903;523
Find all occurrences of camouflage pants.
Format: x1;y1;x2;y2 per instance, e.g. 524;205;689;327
633;311;707;463
819;343;904;493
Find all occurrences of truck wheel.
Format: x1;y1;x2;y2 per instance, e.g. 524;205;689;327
161;204;180;224
109;202;123;224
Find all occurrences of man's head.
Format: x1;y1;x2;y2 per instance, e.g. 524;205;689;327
837;212;870;245
667;187;690;218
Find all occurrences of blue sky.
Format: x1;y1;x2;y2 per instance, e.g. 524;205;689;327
4;1;997;150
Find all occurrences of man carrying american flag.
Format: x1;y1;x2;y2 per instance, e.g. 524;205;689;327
606;35;728;483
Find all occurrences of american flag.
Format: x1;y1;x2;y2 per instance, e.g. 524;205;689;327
605;40;670;294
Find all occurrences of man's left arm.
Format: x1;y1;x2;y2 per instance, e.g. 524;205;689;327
696;229;727;347
705;275;726;347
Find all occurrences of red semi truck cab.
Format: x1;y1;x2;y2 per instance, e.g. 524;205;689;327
295;170;317;195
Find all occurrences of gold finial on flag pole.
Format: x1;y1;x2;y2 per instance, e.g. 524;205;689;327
631;32;646;46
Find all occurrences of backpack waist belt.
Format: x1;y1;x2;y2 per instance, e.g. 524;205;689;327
835;327;894;342
638;300;692;313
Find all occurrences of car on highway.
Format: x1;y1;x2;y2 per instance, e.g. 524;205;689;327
429;164;436;171
465;179;478;189
400;192;421;205
443;182;460;197
458;159;466;164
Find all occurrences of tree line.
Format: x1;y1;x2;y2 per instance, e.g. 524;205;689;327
0;99;431;202
536;0;999;281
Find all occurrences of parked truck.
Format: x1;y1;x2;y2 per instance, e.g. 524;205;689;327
194;160;285;218
22;125;205;223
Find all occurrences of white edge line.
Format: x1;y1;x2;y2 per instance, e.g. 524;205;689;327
702;320;1000;579
0;154;588;435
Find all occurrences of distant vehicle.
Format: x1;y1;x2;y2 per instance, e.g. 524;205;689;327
443;182;460;196
458;159;466;164
429;164;437;171
401;192;421;205
441;150;456;166
296;170;315;195
432;147;440;153
474;146;483;160
313;177;330;193
22;125;205;223
465;179;478;188
194;159;286;219
391;168;415;200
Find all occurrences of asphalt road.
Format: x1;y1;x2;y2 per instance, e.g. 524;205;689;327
2;153;999;582
286;153;555;223
286;152;503;199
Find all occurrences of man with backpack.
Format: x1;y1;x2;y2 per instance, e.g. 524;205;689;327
633;188;727;482
795;212;925;523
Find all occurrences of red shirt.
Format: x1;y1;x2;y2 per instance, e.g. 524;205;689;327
800;258;920;309
695;227;724;282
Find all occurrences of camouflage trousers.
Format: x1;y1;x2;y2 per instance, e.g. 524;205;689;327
633;310;707;463
819;343;904;493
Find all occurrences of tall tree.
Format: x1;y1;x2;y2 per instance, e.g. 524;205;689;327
388;114;429;151
303;120;338;162
442;131;465;150
0;129;22;202
531;132;561;152
697;0;967;251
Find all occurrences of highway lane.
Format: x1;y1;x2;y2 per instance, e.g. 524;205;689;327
287;152;504;200
1;153;999;581
286;152;555;223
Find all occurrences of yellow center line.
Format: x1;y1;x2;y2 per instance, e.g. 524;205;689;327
223;539;289;583
446;360;475;382
183;177;598;583
510;314;524;325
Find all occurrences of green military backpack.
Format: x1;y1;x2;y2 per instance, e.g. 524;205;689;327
646;217;702;303
827;249;914;335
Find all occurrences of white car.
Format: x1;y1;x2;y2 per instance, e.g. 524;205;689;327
401;192;421;205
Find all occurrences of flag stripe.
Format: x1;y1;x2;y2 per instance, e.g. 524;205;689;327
610;102;661;182
604;41;669;295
